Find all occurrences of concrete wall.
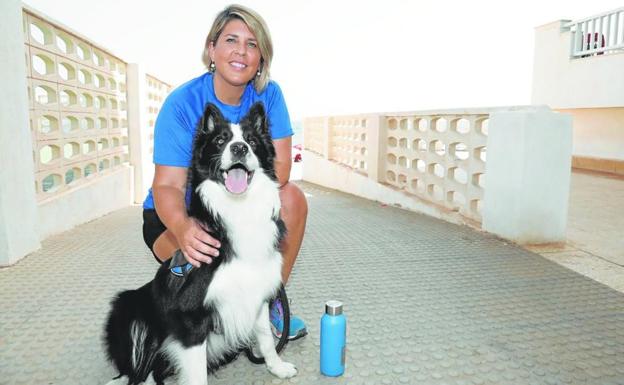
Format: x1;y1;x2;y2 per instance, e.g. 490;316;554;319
0;4;172;265
303;108;573;244
37;166;133;239
532;21;624;109
0;0;41;265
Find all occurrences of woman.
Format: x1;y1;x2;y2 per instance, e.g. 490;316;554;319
141;4;308;340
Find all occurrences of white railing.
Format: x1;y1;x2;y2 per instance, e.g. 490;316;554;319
22;7;171;202
384;113;488;221
329;116;370;175
566;6;624;58
24;9;130;200
145;74;172;157
304;109;491;223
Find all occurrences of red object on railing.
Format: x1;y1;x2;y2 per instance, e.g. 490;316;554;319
583;33;606;56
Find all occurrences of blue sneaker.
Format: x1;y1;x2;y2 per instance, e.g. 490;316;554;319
270;298;307;341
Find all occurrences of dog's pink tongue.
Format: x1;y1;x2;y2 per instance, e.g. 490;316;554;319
225;168;249;194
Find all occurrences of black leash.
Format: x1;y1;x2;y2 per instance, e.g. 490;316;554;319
244;284;290;364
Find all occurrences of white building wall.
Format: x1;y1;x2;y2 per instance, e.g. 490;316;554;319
558;108;624;161
532;20;624;109
532;19;624;171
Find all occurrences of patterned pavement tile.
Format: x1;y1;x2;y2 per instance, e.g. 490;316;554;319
1;182;623;385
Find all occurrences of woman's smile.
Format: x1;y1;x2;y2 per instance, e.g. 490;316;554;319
229;61;248;70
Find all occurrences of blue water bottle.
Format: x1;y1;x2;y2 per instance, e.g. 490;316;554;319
320;300;346;376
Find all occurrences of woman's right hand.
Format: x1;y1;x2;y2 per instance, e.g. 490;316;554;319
172;217;221;267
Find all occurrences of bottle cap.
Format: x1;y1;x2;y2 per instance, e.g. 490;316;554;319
325;300;343;316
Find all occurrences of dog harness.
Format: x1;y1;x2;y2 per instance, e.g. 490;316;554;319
169;249;193;277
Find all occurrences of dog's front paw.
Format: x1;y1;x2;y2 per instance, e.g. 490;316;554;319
268;361;297;378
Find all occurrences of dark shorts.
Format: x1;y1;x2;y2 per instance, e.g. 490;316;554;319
142;209;166;264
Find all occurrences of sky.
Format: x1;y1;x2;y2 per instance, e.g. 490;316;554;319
22;0;623;120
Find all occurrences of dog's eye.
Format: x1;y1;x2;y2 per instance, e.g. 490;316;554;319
217;138;225;146
248;139;257;147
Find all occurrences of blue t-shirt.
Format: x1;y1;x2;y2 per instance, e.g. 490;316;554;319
143;72;293;209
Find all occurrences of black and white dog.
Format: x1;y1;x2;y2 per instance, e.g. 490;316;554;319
104;102;297;385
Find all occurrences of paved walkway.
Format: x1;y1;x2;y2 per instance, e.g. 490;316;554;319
528;170;624;293
1;181;624;385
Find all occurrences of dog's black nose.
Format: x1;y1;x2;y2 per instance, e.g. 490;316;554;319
230;142;248;157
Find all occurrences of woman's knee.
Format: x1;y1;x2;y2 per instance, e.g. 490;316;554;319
279;182;308;218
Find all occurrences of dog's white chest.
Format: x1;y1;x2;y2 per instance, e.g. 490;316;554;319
204;257;282;346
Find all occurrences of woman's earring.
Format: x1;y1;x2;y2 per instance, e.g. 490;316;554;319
210;62;216;72
256;68;261;78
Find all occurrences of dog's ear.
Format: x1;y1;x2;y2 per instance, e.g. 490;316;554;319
247;102;268;136
198;103;224;134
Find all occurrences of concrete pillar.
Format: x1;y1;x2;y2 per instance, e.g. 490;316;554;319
322;117;331;160
483;108;573;243
0;0;41;265
366;114;387;183
126;63;149;204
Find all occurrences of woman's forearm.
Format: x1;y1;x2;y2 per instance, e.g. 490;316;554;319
153;185;189;236
275;158;291;187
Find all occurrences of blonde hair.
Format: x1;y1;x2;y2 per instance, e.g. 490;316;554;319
202;4;273;93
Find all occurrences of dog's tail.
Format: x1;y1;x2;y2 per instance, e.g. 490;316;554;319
104;283;161;384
